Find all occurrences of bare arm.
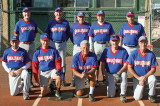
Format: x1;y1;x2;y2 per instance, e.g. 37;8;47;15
144;67;156;78
128;64;140;80
87;67;96;75
118;63;127;73
100;61;106;77
14;33;19;36
73;69;84;79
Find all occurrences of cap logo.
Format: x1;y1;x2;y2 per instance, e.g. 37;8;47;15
44;35;47;38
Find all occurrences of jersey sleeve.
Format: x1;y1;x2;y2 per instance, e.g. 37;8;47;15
14;21;19;34
71;55;78;70
109;24;115;35
1;50;8;62
118;25;124;37
151;53;158;68
139;24;146;36
100;49;107;62
88;25;94;37
91;53;99;68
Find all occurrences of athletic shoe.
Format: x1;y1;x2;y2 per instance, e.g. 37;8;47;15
148;95;156;103
70;79;75;87
23;92;30;100
120;95;127;103
95;80;100;87
49;80;56;92
89;94;95;101
62;80;67;86
55;90;62;100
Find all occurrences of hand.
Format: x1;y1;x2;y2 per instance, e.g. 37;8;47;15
139;80;145;86
138;76;146;82
56;70;62;76
80;72;87;79
9;71;17;77
35;80;40;86
15;68;23;76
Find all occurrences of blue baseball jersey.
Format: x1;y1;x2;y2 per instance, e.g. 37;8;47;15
88;22;115;42
32;46;61;72
127;49;158;76
71;52;98;73
70;22;91;46
118;22;146;45
1;47;31;69
45;19;70;41
14;19;37;42
100;46;128;74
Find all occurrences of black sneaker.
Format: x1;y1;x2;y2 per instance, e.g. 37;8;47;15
120;95;127;103
49;80;56;92
89;94;95;102
148;95;156;103
95;80;100;87
62;81;67;86
55;90;62;100
70;79;75;87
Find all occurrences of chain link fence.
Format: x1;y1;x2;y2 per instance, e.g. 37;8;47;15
2;10;149;56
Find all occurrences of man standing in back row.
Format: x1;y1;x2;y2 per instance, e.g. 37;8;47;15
88;10;115;86
45;7;70;86
14;7;38;88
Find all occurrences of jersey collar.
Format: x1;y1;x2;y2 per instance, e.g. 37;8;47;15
78;22;85;27
11;47;20;53
81;52;88;63
97;21;105;27
128;22;136;27
110;46;119;55
55;18;63;24
23;18;31;24
139;48;148;57
41;47;49;53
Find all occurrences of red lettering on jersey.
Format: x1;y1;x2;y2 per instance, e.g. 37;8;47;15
123;30;139;35
106;58;123;65
134;60;151;67
94;29;109;35
21;26;35;33
51;27;66;32
7;56;24;62
74;29;89;34
38;55;54;62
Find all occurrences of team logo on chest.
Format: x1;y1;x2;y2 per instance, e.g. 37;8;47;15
51;27;66;32
74;28;89;34
106;58;123;65
78;65;91;70
94;29;109;35
38;55;54;62
124;29;139;35
7;56;24;62
134;60;151;67
21;26;35;33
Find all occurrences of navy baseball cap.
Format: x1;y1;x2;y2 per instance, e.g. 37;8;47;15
10;36;19;41
77;11;85;17
97;10;105;16
138;36;148;42
110;34;120;41
40;33;50;40
22;7;30;12
55;7;63;12
126;10;134;16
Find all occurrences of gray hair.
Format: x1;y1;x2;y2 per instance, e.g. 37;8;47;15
80;40;90;47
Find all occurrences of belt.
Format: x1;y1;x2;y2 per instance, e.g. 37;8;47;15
124;44;137;47
21;41;32;44
95;41;107;44
53;40;65;43
11;68;19;70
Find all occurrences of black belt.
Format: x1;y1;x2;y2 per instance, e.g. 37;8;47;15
95;41;107;44
53;40;65;43
124;44;137;47
11;68;19;70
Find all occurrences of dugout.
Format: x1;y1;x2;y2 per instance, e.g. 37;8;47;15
1;0;148;56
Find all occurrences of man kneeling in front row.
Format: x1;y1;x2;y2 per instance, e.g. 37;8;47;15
71;40;98;101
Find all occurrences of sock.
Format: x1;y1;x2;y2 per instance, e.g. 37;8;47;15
89;86;94;94
61;72;65;81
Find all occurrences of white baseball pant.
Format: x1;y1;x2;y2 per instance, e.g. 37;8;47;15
122;44;138;55
73;45;81;56
133;75;156;100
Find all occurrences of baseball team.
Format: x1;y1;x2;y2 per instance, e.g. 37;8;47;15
1;7;158;103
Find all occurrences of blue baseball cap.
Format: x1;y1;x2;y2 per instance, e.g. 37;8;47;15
138;36;148;42
10;36;19;41
126;10;134;16
77;11;85;17
110;34;120;41
97;10;105;16
22;7;30;12
40;33;50;40
55;7;63;12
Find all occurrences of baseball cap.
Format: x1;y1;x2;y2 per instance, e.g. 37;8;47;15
97;10;105;16
55;7;63;12
22;7;30;12
138;36;148;42
40;33;50;40
110;34;120;41
10;36;19;41
77;11;85;17
126;10;134;16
